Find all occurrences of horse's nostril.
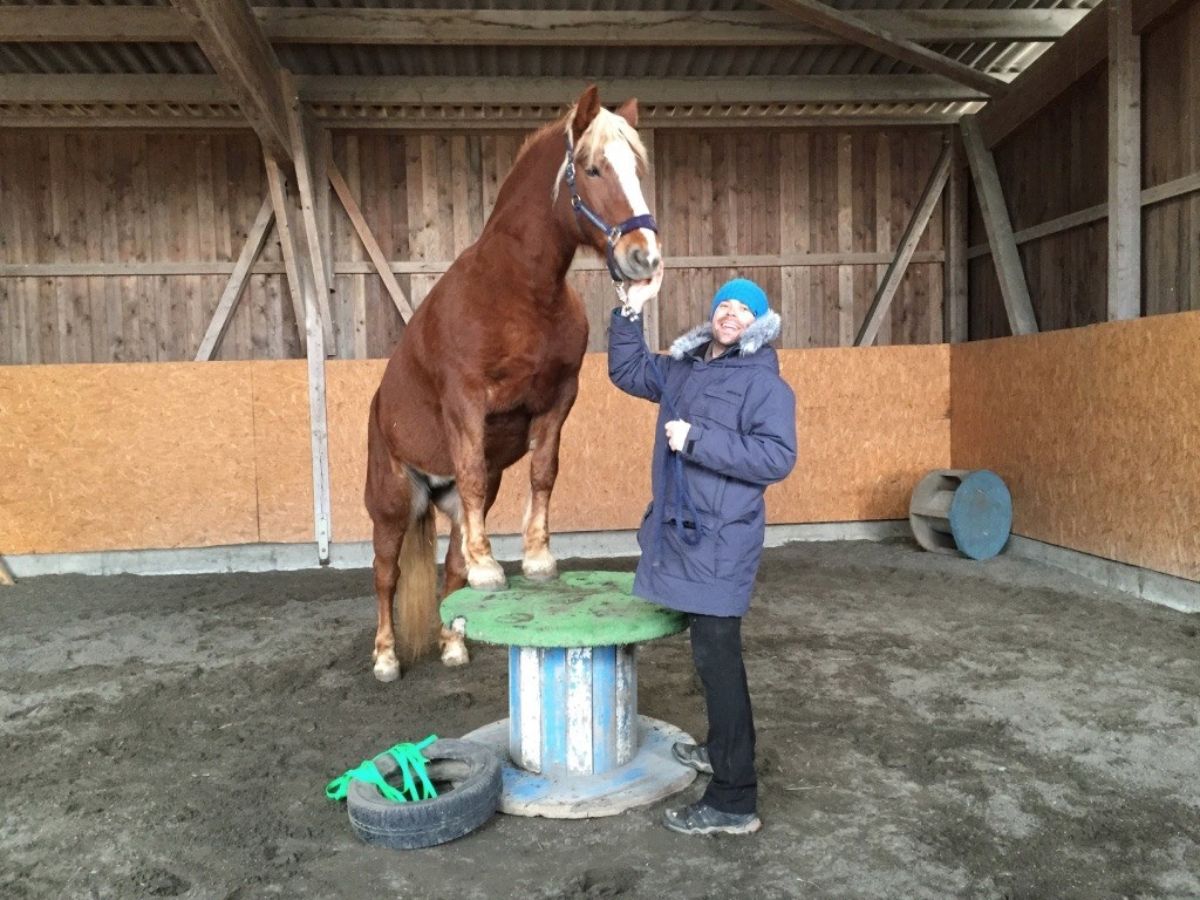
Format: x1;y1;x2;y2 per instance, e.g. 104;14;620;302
630;247;648;266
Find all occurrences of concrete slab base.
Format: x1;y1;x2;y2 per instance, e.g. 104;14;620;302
461;716;697;819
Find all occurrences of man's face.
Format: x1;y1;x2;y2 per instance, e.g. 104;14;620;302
711;300;756;349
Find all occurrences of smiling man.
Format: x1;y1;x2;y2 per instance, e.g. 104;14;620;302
607;276;797;835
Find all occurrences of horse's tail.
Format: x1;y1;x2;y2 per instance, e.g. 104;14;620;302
395;503;439;666
366;389;440;669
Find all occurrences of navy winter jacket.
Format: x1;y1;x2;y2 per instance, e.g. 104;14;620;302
608;308;797;617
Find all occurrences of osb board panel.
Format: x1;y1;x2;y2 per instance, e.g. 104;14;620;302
328;347;949;543
252;361;315;544
0;362;259;554
326;359;386;544
770;345;951;521
951;312;1200;581
5;347;952;555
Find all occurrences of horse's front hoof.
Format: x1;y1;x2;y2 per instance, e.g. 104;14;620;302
522;553;558;582
373;650;400;682
467;559;507;591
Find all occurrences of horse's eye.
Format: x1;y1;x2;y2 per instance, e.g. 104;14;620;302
585;166;601;178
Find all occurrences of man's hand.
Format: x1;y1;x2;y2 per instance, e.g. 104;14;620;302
623;265;664;316
664;419;691;453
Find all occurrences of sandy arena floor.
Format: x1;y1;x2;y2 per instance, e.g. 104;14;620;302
1;538;1198;899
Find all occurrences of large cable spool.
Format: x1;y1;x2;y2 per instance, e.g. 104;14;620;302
909;469;1012;561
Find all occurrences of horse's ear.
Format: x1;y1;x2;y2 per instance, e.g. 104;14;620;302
614;97;639;128
572;85;601;140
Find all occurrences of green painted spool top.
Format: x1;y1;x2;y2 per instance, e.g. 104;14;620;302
439;571;687;648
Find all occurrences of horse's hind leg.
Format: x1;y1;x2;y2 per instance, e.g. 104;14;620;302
369;514;406;682
365;393;413;682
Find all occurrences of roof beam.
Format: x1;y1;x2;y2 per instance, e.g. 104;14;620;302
978;0;1192;149
0;6;187;42
169;0;289;160
0;6;1087;46
298;75;986;106
0;74;986;107
758;0;1009;96
0;75;228;104
256;8;1082;46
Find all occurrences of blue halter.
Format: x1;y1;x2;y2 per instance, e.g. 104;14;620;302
562;131;658;285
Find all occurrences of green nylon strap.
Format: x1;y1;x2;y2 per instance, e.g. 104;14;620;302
325;734;439;804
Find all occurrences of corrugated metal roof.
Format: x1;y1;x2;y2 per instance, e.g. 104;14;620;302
0;0;1098;124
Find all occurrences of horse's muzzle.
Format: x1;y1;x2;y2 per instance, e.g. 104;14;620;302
619;241;662;281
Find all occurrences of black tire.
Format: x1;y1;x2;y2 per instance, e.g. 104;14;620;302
346;738;501;850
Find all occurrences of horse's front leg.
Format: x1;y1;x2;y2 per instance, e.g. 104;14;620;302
445;403;507;591
522;376;580;581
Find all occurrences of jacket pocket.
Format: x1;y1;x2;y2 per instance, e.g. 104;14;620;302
651;514;716;582
691;386;743;430
682;461;727;521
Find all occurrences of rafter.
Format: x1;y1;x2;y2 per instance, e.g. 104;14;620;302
976;3;1107;148
0;7;1087;45
758;0;1009;97
170;0;290;160
297;75;986;106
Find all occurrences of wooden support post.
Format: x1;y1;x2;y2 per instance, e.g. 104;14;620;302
944;132;969;343
0;555;15;586
959;116;1038;335
1107;0;1141;321
194;195;274;361
300;251;332;565
279;73;333;564
327;160;416;323
638;128;661;352
264;155;308;353
280;70;335;351
856;142;952;347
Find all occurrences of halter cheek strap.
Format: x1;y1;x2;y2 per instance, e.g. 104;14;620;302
562;131;658;289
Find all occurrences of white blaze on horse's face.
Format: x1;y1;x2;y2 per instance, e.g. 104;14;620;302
603;138;660;276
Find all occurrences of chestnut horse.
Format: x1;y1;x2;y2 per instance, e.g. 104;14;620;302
365;86;663;681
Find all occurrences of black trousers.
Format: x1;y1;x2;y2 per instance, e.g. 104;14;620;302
689;613;757;814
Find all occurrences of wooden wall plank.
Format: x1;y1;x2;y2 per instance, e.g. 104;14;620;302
1142;0;1200;317
2;124;955;364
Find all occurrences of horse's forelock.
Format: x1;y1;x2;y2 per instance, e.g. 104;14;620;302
573;108;647;175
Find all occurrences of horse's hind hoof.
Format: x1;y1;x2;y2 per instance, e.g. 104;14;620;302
441;643;470;667
373;651;401;682
467;560;507;591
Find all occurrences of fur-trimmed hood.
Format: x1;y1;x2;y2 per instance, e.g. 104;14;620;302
668;308;782;360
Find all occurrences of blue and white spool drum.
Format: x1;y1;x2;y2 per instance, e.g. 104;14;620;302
508;644;638;776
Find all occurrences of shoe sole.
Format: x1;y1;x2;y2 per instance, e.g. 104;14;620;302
663;817;762;836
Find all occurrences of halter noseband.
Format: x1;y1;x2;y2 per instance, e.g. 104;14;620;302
562;131;658;287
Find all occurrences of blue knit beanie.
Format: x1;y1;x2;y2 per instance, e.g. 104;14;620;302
710;278;768;319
